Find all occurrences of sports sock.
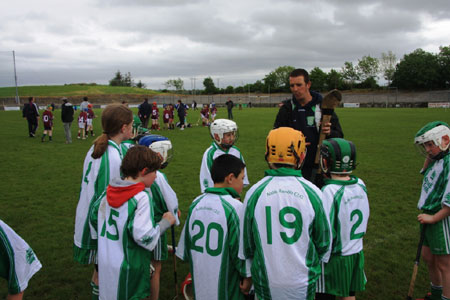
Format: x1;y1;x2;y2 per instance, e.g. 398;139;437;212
49;136;52;141
41;134;46;141
91;281;99;300
431;284;443;300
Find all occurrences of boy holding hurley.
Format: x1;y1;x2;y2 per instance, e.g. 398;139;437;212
90;145;176;300
177;154;252;300
414;121;450;300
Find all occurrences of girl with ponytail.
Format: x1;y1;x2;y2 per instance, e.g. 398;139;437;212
73;104;133;299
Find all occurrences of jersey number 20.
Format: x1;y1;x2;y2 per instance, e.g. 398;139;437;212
191;220;224;256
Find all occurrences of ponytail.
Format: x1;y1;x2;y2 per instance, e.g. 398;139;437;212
91;104;133;159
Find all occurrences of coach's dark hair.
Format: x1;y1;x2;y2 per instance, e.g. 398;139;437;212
91;104;133;159
211;154;245;184
121;145;162;179
28;97;34;102
289;68;310;84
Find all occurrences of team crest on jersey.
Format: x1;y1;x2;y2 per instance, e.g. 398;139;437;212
141;235;154;246
26;248;36;264
307;116;315;126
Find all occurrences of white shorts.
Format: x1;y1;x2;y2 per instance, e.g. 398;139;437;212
78;122;85;129
86;119;93;126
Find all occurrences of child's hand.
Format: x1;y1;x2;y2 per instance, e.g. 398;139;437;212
177;210;181;218
163;212;176;225
417;213;435;224
240;277;252;295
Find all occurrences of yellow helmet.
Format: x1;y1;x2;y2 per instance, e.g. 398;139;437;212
265;127;307;168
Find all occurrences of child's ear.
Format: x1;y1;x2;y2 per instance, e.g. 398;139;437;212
224;173;235;185
214;133;220;142
443;135;450;148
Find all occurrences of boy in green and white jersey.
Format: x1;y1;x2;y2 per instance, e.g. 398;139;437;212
315;138;369;300
90;145;176;300
414;121;450;300
177;154;252;300
199;119;249;192
138;134;180;300
0;219;42;300
240;127;331;300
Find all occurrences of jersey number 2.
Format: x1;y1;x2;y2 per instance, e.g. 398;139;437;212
350;209;365;240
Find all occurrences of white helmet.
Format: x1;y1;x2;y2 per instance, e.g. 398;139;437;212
138;135;173;169
210;119;238;149
414;121;450;158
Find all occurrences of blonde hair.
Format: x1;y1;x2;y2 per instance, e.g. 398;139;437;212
92;104;133;159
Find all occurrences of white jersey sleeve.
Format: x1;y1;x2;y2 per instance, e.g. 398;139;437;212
200;146;215;193
0;219;42;294
154;171;180;225
131;191;161;251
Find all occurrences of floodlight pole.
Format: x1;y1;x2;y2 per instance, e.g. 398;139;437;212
13;50;20;105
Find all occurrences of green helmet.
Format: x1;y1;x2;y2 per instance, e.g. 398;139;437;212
320;138;357;174
414;121;450;157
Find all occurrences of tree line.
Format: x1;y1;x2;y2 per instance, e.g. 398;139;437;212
110;45;449;93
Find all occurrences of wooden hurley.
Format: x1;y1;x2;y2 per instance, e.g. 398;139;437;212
310;89;342;181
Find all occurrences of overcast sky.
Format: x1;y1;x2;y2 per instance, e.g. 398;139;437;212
0;0;449;90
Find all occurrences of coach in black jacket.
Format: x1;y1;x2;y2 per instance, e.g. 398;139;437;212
22;97;40;137
274;69;343;183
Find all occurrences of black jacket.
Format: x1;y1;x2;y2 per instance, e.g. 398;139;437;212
139;101;151;118
273;91;343;178
61;102;74;122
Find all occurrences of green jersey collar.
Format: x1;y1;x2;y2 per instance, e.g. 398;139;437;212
205;187;240;198
264;167;302;177
324;175;358;186
211;141;231;153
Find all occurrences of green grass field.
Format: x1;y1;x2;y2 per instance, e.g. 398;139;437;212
0;106;449;299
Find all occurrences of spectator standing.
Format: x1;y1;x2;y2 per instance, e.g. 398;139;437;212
80;96;90;111
22;97;39;137
176;99;186;130
226;98;234;120
61;97;74;144
138;98;151;128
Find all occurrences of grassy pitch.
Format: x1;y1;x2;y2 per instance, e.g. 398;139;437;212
0;106;449;299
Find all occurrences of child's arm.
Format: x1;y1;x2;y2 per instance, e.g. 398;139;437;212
156;174;180;225
418;205;450;224
240;277;252;295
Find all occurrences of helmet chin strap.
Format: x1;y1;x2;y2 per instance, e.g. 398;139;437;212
221;143;233;149
431;149;449;160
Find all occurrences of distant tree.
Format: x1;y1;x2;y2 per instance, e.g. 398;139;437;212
380;51;397;87
326;69;344;90
165;78;184;91
136;80;146;89
252;80;264;93
109;70;123;86
341;61;359;89
234;86;245;93
224;85;234;94
309;67;327;91
109;70;135;87
203;77;217;94
437;45;450;88
392;48;441;90
263;65;295;93
357;55;379;82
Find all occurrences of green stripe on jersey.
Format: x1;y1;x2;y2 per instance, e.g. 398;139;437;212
243;176;273;299
332;186;345;255
0;226;20;294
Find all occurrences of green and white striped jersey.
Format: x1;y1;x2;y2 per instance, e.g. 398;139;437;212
149;171;180;226
322;176;369;256
0;219;42;295
93;180;161;300
73;140;126;264
177;187;250;300
239;168;331;300
418;153;450;213
200;142;249;193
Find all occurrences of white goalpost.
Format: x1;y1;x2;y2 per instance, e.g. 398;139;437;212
0;50;20;104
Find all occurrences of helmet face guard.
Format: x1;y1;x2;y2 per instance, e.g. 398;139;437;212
414;121;450;159
210;119;238;149
138;134;173;169
265;127;306;169
320;138;356;175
